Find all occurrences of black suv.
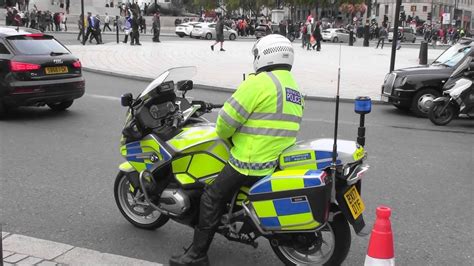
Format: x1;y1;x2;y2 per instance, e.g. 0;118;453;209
382;38;474;116
0;27;85;117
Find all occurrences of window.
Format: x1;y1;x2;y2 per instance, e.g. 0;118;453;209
0;43;10;54
385;5;389;15
375;4;380;16
7;36;69;55
423;6;428;12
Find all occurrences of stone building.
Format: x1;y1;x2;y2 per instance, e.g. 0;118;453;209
374;0;473;29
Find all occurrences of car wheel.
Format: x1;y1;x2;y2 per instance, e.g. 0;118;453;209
412;38;416;43
411;89;441;117
177;33;184;38
333;37;339;43
47;100;74;111
229;33;236;41
205;33;212;40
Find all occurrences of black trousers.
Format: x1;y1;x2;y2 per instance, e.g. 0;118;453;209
376;38;385;48
103;23;112;32
131;31;140;44
153;28;160;42
197;163;261;230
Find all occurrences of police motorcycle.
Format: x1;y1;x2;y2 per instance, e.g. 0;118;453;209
429;55;474;126
114;66;372;265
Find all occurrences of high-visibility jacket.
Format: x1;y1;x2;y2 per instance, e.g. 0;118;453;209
216;70;304;176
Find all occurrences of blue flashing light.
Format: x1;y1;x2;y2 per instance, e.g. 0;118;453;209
355;96;372;114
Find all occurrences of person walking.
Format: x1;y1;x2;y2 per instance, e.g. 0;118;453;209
84;12;96;44
77;14;85;41
122;15;132;43
131;13;141;46
103;12;112;31
210;15;225;52
152;11;161;42
61;12;67;31
94;14;103;44
169;34;303;266
376;26;387;49
312;21;322;51
306;20;312;50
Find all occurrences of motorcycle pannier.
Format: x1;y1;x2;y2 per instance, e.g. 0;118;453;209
247;169;331;232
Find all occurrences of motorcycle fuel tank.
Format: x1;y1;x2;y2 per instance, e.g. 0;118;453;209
167;125;231;187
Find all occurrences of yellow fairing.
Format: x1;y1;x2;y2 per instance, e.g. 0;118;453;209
353;146;365;161
120;135;172;172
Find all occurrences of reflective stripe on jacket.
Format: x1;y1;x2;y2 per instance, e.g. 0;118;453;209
216;70;304;176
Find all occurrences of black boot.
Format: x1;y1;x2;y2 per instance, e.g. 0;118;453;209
169;228;214;266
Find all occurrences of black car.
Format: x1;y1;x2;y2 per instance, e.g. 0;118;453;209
0;27;85;118
382;38;474;116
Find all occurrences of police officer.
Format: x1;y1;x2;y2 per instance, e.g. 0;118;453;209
169;34;304;266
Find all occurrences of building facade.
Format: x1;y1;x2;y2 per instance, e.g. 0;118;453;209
374;0;473;29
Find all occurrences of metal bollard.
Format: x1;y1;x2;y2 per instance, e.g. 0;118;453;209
116;16;120;44
419;41;428;65
349;30;354;46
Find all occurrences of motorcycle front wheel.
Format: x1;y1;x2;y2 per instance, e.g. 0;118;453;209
114;171;169;230
270;214;351;266
428;103;457;126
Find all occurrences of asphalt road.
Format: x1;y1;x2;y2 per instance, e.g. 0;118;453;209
0;71;473;265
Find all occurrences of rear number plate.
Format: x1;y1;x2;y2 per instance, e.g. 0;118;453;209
45;66;68;75
344;186;365;220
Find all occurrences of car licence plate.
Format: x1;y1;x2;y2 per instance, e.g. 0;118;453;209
344;186;365;220
45;66;68;75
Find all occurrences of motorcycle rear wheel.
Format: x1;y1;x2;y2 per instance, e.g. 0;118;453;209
114;171;169;230
428;103;457;126
270;214;351;266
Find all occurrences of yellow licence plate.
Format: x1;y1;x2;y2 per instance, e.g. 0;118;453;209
45;66;68;75
344;186;365;220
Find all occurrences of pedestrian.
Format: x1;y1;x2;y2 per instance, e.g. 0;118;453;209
210;15;225;52
168;34;303;266
61;12;67;31
122;15;132;43
306;20;312;50
131;12;141;46
279;19;286;37
77;14;85;41
65;0;69;14
312;22;322;51
84;12;97;44
94;14;103;44
152;11;161;43
301;22;308;48
376;26;387;49
103;12;112;31
139;16;146;34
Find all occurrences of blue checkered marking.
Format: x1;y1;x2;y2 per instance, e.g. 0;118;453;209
250;178;272;194
159;146;171;161
273;198;310;216
260;217;281;227
126;141;141;148
315;151;334;160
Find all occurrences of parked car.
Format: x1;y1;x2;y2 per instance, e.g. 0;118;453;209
175;22;200;38
0;27;85;117
191;23;237;41
381;38;473;117
322;28;356;43
388;27;416;43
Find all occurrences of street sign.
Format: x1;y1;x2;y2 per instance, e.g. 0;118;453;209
442;13;450;25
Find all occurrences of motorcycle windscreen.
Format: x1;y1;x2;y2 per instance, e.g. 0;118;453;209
247;169;331;232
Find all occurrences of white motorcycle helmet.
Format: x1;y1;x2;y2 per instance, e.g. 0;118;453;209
252;34;294;73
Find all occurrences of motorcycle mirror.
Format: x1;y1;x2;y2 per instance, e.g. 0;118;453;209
177;80;193;92
121;93;134;107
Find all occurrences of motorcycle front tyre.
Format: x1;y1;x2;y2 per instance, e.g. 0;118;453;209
114;171;170;230
428;103;457;126
270;213;351;266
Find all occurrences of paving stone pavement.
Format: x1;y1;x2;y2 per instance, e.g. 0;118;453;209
2;232;162;265
68;39;445;101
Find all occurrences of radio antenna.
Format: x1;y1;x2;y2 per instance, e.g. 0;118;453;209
331;45;342;172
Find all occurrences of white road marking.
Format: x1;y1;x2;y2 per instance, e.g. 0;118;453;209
86;93;121;101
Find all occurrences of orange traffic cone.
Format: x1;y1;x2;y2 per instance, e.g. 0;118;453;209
364;206;395;266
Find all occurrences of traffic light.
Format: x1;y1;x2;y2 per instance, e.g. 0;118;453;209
427;12;432;21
